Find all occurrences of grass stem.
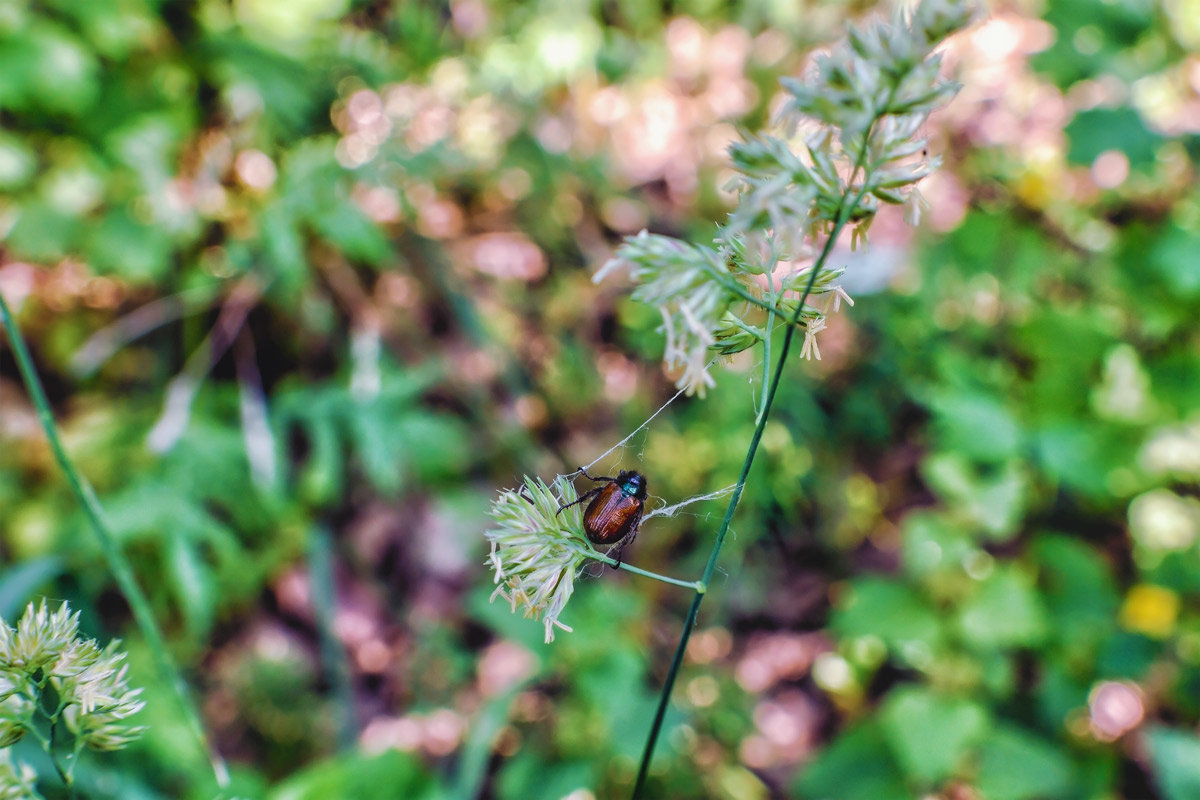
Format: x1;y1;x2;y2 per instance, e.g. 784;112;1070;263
584;554;705;591
630;143;878;797
0;294;230;792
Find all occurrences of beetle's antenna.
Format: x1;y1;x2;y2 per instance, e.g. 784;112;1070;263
578;360;717;474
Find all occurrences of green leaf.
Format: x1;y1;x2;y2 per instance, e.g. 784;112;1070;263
927;390;1022;463
1030;0;1154;88
0;132;37;189
466;585;548;653
1034;660;1091;732
1143;726;1200;800
1035;425;1113;499
205;37;325;134
1066;107;1163;168
301;419;346;505
578;646;661;761
496;757;597;800
1015;308;1109;420
1032;534;1120;643
793;720;909;800
393;413;471;483
922;453;1029;539
1096;630;1160;678
940;211;1001;276
831;577;944;654
47;0;163;60
105;112;187;190
452;685;529;800
879;686;988;786
349;405;405;494
1149;224;1200;298
956;565;1049;649
0;557;64;619
901;511;975;578
269;749;440;800
1151;348;1200;416
309;196;391;264
86;208;173;282
975;723;1075;800
0;22;99;115
260;201;310;295
5;200;82;261
166;533;216;641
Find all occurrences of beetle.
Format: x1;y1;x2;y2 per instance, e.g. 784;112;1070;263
558;468;648;568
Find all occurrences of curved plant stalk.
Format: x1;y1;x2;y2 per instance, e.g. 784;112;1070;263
631;177;871;799
593;556;705;592
622;0;976;790
0;295;231;791
308;523;357;752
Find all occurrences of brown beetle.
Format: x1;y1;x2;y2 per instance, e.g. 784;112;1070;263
558;468;647;567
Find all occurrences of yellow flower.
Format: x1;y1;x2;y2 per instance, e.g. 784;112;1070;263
1119;584;1180;639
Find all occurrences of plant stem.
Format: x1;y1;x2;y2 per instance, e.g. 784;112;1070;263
631;173;874;799
0;295;230;791
758;271;776;421
50;754;74;800
308;523;357;751
706;266;806;326
47;717;76;799
584;554;705;591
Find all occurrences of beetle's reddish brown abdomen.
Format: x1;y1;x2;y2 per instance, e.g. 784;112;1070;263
583;483;642;545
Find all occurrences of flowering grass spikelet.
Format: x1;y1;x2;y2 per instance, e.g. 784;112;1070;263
57;639;148;750
598;0;975;394
486;476;599;643
0;694;31;749
590;0;977;787
1;599;78;672
595;233;731;396
0;601;148;786
0;749;37;800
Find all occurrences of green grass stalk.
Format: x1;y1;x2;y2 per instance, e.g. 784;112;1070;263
631;145;879;797
0;295;230;791
592;556;706;592
308;523;357;751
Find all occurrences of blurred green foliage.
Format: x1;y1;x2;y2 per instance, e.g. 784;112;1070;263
1;0;1199;797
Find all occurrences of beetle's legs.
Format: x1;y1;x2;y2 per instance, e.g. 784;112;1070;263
610;538;630;570
606;513;641;570
557;467;614;516
556;487;602;516
576;467;615;483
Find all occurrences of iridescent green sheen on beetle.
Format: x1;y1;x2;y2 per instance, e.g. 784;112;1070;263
558;469;647;567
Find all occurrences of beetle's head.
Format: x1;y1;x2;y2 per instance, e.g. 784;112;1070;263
615;470;648;500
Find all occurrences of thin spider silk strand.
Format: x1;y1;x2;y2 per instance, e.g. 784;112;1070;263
572;359;721;474
642;484;737;522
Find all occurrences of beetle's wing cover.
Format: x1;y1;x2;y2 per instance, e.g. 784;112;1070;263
584;487;642;545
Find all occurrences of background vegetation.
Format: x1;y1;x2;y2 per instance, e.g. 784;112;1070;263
1;0;1199;797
